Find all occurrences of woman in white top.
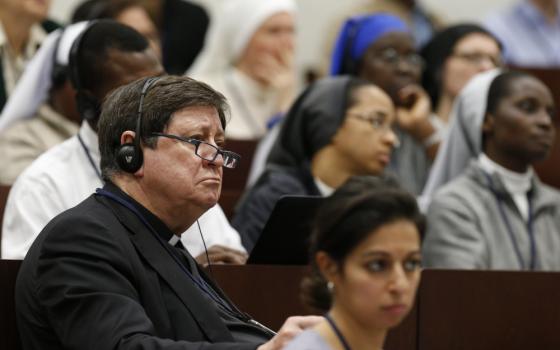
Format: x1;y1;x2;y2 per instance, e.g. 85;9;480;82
188;0;297;140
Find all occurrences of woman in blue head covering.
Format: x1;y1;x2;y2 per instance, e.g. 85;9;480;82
331;13;441;195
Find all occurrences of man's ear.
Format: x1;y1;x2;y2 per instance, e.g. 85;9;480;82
120;130;136;145
315;251;339;282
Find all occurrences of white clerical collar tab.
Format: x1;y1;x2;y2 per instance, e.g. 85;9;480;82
168;235;181;246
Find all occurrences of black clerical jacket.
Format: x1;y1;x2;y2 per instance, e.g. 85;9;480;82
15;186;266;349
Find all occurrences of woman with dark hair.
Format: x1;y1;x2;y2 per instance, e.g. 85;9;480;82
284;178;424;349
421;24;502;123
424;70;560;270
232;76;399;251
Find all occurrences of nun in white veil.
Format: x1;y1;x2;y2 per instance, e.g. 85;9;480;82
0;22;89;185
188;0;297;140
419;68;502;210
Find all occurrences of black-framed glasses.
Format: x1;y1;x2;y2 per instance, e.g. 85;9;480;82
369;48;425;69
151;132;241;169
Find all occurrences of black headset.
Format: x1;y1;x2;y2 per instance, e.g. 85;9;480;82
68;20;101;122
116;77;161;173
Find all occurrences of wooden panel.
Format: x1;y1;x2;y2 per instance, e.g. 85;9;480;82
0;259;22;350
219;140;257;219
0;185;12;253
418;269;560;350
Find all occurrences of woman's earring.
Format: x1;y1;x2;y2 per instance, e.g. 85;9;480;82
327;281;334;293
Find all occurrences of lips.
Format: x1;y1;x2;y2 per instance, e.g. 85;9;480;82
381;303;408;316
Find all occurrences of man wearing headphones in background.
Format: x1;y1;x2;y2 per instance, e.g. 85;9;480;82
2;20;248;265
15;74;320;349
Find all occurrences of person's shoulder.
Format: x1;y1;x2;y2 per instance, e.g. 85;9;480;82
429;164;485;211
254;168;309;196
283;329;332;350
15;135;79;182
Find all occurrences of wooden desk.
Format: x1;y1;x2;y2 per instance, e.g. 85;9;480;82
4;260;560;350
0;260;21;350
418;269;560;350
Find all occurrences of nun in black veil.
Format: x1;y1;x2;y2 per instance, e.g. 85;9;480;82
232;76;399;251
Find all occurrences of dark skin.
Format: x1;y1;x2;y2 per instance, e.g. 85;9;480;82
357;31;437;159
83;47;164;132
49;80;81;125
483;75;556;173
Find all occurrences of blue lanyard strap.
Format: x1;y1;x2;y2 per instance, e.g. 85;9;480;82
482;172;537;270
78;133;102;181
325;314;352;350
94;188;238;314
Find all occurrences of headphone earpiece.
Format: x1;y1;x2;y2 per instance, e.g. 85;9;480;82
116;142;144;173
115;77;160;174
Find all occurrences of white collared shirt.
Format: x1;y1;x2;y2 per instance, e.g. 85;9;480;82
2;121;245;259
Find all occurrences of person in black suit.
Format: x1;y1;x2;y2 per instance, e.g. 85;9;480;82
15;74;320;349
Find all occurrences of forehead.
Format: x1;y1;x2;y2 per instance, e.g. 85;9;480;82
350;85;393;111
260;11;295;29
501;76;553;104
454;33;500;53
96;48;163;96
352;220;420;255
167;106;224;135
368;31;415;52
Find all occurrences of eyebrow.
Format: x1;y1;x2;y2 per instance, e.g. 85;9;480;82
361;250;421;258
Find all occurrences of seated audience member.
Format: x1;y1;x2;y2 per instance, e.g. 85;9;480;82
420;69;501;206
484;0;560;67
71;0;162;61
188;0;297;140
140;0;209;74
0;23;84;185
2;20;246;264
421;24;503;124
233;76;398;251
331;13;440;195
351;0;442;48
15;75;321;349
0;0;56;111
285;177;424;349
423;70;560;270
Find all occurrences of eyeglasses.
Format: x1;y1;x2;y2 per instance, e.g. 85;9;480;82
151;132;241;169
348;112;392;130
452;52;503;67
348;112;400;147
369;48;425;69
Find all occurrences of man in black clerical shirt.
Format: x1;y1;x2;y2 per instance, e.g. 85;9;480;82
15;75;320;349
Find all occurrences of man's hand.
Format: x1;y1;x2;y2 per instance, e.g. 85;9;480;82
257;316;323;350
195;245;248;266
